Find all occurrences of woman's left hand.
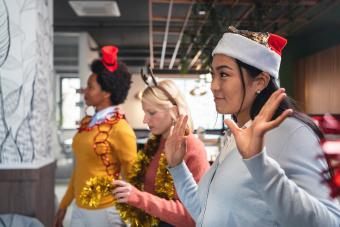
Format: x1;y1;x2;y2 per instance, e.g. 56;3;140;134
224;88;293;159
112;180;135;203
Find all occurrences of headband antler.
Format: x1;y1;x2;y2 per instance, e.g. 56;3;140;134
101;45;119;72
141;68;157;86
140;68;177;106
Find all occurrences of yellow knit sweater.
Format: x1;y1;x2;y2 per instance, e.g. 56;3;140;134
59;116;137;209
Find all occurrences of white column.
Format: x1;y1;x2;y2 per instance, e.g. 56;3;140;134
0;0;54;165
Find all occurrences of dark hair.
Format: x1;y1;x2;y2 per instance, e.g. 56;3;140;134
90;60;132;105
233;59;324;140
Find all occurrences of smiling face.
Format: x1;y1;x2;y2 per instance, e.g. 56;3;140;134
210;54;258;118
142;100;173;136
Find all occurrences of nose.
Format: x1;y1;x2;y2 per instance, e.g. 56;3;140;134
83;87;89;95
210;76;219;92
143;114;149;124
77;88;85;94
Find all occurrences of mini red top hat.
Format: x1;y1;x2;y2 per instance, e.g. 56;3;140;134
101;45;119;72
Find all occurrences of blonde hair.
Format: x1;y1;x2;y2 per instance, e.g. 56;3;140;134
142;80;193;132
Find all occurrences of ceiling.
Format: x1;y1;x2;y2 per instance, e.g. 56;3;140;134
54;0;340;74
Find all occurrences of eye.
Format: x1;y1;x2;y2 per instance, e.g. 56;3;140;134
149;111;156;116
219;71;229;78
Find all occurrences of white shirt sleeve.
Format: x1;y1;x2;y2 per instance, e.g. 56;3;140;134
168;161;202;220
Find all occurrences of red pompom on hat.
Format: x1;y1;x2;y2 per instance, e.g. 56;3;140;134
212;26;287;79
268;34;287;56
101;45;119;73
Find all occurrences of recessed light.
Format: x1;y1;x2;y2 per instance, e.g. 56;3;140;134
69;1;121;17
198;10;206;16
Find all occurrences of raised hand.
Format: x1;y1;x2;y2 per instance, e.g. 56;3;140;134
224;88;293;159
165;115;188;167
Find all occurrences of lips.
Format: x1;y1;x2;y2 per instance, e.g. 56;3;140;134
214;96;224;101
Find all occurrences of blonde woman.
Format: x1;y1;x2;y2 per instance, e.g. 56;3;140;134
112;79;210;227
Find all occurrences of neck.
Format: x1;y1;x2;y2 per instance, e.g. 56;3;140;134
95;102;112;112
235;109;251;127
161;127;171;139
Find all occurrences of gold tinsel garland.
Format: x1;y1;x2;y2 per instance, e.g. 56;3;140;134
115;135;175;227
80;175;114;208
79;135;176;227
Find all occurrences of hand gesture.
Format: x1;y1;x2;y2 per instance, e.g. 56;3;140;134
165;115;188;167
112;180;135;203
224;88;293;159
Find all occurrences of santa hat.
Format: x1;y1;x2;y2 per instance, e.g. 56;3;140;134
212;26;287;79
101;45;119;72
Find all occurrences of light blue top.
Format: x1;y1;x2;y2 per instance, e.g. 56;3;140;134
169;117;340;227
88;106;116;127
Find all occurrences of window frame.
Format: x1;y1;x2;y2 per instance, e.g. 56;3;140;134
59;76;81;130
158;75;225;133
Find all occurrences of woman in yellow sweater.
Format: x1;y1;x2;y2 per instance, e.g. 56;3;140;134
54;46;137;227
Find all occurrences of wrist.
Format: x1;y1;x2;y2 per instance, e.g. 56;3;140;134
168;164;178;168
168;160;183;168
126;185;139;205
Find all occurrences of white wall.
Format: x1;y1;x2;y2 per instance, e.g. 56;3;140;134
79;33;99;119
122;74;148;129
79;33;99;89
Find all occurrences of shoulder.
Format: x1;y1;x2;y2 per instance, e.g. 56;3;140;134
80;115;92;125
110;118;136;138
267;117;318;143
265;116;321;159
77;115;92;130
184;134;207;159
184;134;210;178
186;134;205;150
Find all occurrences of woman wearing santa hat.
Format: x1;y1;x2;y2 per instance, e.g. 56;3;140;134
54;45;137;227
165;26;340;226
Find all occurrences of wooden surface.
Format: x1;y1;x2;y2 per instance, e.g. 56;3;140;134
294;45;340;114
0;161;56;227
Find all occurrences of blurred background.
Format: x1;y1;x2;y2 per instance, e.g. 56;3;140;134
0;0;339;226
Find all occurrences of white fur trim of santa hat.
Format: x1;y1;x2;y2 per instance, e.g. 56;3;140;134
212;33;282;79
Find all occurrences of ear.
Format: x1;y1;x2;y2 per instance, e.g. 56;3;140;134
103;91;111;99
253;72;270;93
171;105;179;117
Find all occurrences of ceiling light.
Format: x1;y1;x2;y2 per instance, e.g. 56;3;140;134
69;1;121;17
190;86;207;96
198;10;206;16
190;78;207;96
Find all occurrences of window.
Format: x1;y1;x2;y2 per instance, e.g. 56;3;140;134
165;75;224;130
60;77;81;129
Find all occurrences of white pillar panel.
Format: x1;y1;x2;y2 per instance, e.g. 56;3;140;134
0;0;54;164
